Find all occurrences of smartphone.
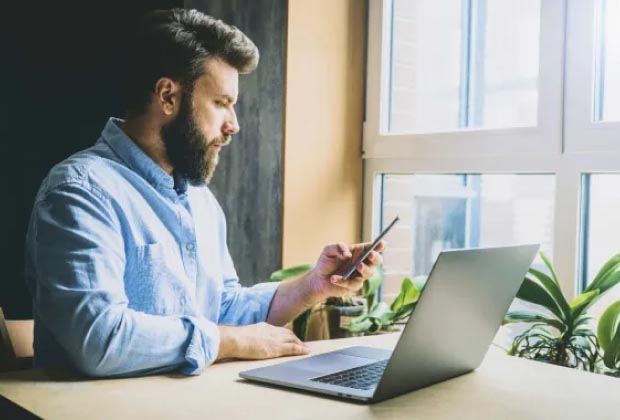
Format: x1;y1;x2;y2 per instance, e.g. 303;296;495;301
342;216;400;280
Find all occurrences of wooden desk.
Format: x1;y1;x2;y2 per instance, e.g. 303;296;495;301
0;333;618;419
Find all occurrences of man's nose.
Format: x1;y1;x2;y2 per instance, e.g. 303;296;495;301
223;109;240;135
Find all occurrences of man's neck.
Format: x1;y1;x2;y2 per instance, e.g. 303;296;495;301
122;115;174;175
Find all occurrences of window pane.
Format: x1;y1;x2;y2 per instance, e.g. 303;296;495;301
389;0;462;133
580;174;620;319
593;0;620;122
388;0;541;134
482;0;540;128
380;174;555;297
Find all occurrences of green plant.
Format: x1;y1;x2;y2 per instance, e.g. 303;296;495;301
348;274;426;334
597;300;620;376
503;252;620;372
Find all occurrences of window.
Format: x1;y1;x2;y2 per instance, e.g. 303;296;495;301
364;0;620;311
380;174;554;296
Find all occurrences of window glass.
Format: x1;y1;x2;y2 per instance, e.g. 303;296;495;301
388;0;541;133
593;0;620;122
580;174;620;319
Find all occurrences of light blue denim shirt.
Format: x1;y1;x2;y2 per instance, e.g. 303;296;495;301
25;118;280;377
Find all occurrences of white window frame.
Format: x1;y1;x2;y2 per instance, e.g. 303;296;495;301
363;0;620;301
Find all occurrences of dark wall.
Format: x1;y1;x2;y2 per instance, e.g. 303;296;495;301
0;0;182;318
185;0;286;286
1;0;286;318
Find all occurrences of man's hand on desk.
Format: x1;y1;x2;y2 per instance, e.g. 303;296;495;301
216;323;310;360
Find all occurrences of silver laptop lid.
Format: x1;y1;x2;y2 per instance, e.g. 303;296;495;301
372;244;539;402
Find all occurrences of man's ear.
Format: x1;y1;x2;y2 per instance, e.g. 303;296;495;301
154;77;180;116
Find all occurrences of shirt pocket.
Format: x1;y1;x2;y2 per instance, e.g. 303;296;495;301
125;241;188;315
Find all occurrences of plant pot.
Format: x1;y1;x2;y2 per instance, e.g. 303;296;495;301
305;299;365;341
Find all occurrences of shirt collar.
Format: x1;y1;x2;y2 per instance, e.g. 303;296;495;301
102;118;188;198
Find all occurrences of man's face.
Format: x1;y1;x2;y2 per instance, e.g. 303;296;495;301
161;58;240;185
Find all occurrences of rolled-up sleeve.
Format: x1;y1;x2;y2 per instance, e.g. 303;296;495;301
29;181;219;377
217;247;280;325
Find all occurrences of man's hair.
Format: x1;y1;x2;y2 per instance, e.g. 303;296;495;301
125;8;259;115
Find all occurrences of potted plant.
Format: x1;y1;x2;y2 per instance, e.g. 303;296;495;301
347;274;426;335
502;252;620;372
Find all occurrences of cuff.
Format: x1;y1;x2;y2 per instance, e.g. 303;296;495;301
248;282;281;322
180;316;220;376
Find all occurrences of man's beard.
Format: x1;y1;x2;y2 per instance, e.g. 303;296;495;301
161;92;231;186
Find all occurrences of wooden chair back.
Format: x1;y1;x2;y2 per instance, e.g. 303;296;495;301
0;308;34;372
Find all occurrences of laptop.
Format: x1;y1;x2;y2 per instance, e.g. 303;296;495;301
240;244;539;403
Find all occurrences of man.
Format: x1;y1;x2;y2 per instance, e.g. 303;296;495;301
24;9;384;378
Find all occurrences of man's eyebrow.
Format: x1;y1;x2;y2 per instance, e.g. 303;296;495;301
216;93;237;104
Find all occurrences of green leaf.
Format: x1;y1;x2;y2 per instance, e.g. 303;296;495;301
270;264;314;282
348;316;373;333
574;315;593;328
539;252;560;285
392;302;416;322
503;311;565;331
573;327;596;338
585;254;620;293
516;277;565;321
528;267;571;322
595;269;620;296
569;289;600;320
363;272;382;312
597;301;620;351
603;328;620;369
367;302;394;324
572;335;595;350
363;276;382;296
369;322;382;333
390;278;420;312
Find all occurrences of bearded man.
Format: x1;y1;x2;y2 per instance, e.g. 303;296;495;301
25;9;383;377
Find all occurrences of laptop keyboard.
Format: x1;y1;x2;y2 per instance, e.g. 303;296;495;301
310;359;389;390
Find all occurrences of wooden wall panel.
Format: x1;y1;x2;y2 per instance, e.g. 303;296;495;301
283;0;367;267
186;0;287;284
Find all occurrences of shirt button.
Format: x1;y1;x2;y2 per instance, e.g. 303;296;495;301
186;243;195;251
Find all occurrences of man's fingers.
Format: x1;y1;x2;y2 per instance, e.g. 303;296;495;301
280;329;304;344
280;343;310;356
350;240;386;259
323;243;352;260
365;250;383;267
353;262;373;278
373;240;387;253
330;275;365;291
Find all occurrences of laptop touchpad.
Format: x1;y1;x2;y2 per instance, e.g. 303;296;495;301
290;352;372;374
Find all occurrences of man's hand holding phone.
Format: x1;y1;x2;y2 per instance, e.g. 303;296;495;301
308;217;398;300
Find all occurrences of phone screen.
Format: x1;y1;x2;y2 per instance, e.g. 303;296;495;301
342;216;400;280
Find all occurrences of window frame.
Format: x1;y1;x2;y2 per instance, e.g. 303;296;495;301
364;0;565;159
363;0;620;301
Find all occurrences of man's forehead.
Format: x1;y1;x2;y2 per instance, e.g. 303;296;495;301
197;58;239;98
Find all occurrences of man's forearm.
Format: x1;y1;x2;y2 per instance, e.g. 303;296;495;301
265;272;325;326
